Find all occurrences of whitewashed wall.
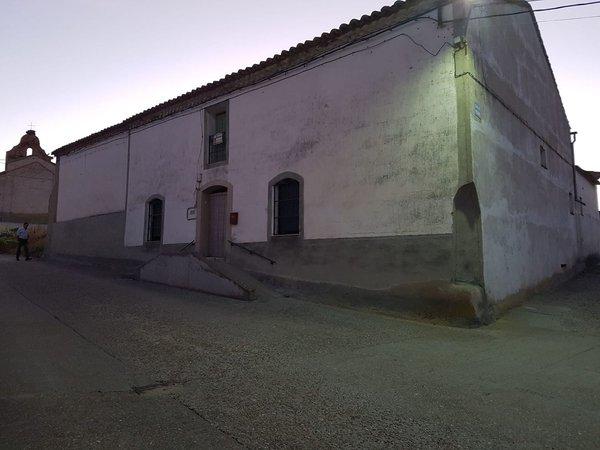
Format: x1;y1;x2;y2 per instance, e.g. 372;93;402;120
124;112;202;246
56;133;128;221
55;13;458;255
203;17;458;243
468;4;584;303
576;171;600;258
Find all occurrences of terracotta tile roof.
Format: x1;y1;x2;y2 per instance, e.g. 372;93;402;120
53;0;448;156
576;166;600;186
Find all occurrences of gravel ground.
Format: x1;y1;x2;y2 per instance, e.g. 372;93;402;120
1;254;599;449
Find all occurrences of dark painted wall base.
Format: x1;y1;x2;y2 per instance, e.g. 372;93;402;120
49;212;144;261
493;260;586;317
50;215;484;321
229;234;454;291
50;214;454;292
48;211;189;262
252;271;486;326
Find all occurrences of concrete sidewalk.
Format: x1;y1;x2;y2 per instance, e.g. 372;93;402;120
1;254;599;448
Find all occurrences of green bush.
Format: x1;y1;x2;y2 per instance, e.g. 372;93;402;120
0;226;47;257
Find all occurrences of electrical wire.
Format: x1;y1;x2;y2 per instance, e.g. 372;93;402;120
108;14;449;141
536;0;600;4
57;0;596;155
538;13;600;21
461;0;600;21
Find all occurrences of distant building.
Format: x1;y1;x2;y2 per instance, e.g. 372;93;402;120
0;130;55;225
575;166;600;254
49;0;600;322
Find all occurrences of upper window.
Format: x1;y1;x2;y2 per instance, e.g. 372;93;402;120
273;178;300;235
569;193;575;215
147;198;163;242
206;103;228;166
540;146;548;169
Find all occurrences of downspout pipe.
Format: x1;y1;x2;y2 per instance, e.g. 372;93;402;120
570;131;578;202
123;129;132;249
570;130;583;255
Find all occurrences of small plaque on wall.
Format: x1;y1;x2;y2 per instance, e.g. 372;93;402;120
187;207;197;220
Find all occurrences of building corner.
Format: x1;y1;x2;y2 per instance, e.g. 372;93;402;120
450;1;491;323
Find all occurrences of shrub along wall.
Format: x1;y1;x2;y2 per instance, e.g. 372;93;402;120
0;225;47;257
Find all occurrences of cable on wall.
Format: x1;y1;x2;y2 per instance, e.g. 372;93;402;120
444;0;600;22
538;13;600;22
61;11;449;154
453;47;572;166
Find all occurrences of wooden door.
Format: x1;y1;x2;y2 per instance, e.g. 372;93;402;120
207;192;227;257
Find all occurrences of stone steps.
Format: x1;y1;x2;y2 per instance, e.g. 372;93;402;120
138;254;250;300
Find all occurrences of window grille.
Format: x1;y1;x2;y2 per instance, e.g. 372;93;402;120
273;178;300;235
147;198;163;242
208;112;227;164
569;193;574;215
540;146;548;169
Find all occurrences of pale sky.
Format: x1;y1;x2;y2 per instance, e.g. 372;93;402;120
1;0;599;173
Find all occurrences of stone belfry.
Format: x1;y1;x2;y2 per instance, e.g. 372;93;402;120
1;130;55;224
5;130;51;169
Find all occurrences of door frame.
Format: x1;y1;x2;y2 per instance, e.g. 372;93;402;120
196;180;232;258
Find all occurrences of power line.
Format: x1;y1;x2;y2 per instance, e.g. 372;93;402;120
52;1;598;156
530;0;600;11
463;0;600;20
61;10;452;155
538;13;600;21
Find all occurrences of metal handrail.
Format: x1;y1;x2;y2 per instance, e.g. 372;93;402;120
179;240;195;253
228;240;276;265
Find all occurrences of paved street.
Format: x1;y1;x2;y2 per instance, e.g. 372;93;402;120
1;255;599;449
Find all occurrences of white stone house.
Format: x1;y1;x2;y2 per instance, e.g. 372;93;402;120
49;0;600;322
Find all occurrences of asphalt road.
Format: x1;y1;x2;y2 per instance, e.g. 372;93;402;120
1;254;599;449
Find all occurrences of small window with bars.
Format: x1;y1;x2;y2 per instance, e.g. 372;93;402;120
208;111;227;164
540;146;548;169
569;193;575;215
147;198;163;242
273;178;300;235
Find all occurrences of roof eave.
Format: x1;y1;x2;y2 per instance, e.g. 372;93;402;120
53;0;450;157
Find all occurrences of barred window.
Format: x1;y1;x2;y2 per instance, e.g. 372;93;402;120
147;198;163;242
569;193;574;215
208;111;227;164
273;178;300;235
540;146;548;169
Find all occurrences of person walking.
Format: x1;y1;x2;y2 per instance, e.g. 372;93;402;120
16;222;31;261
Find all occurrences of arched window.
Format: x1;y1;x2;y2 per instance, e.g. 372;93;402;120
273;178;300;235
147;198;163;242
